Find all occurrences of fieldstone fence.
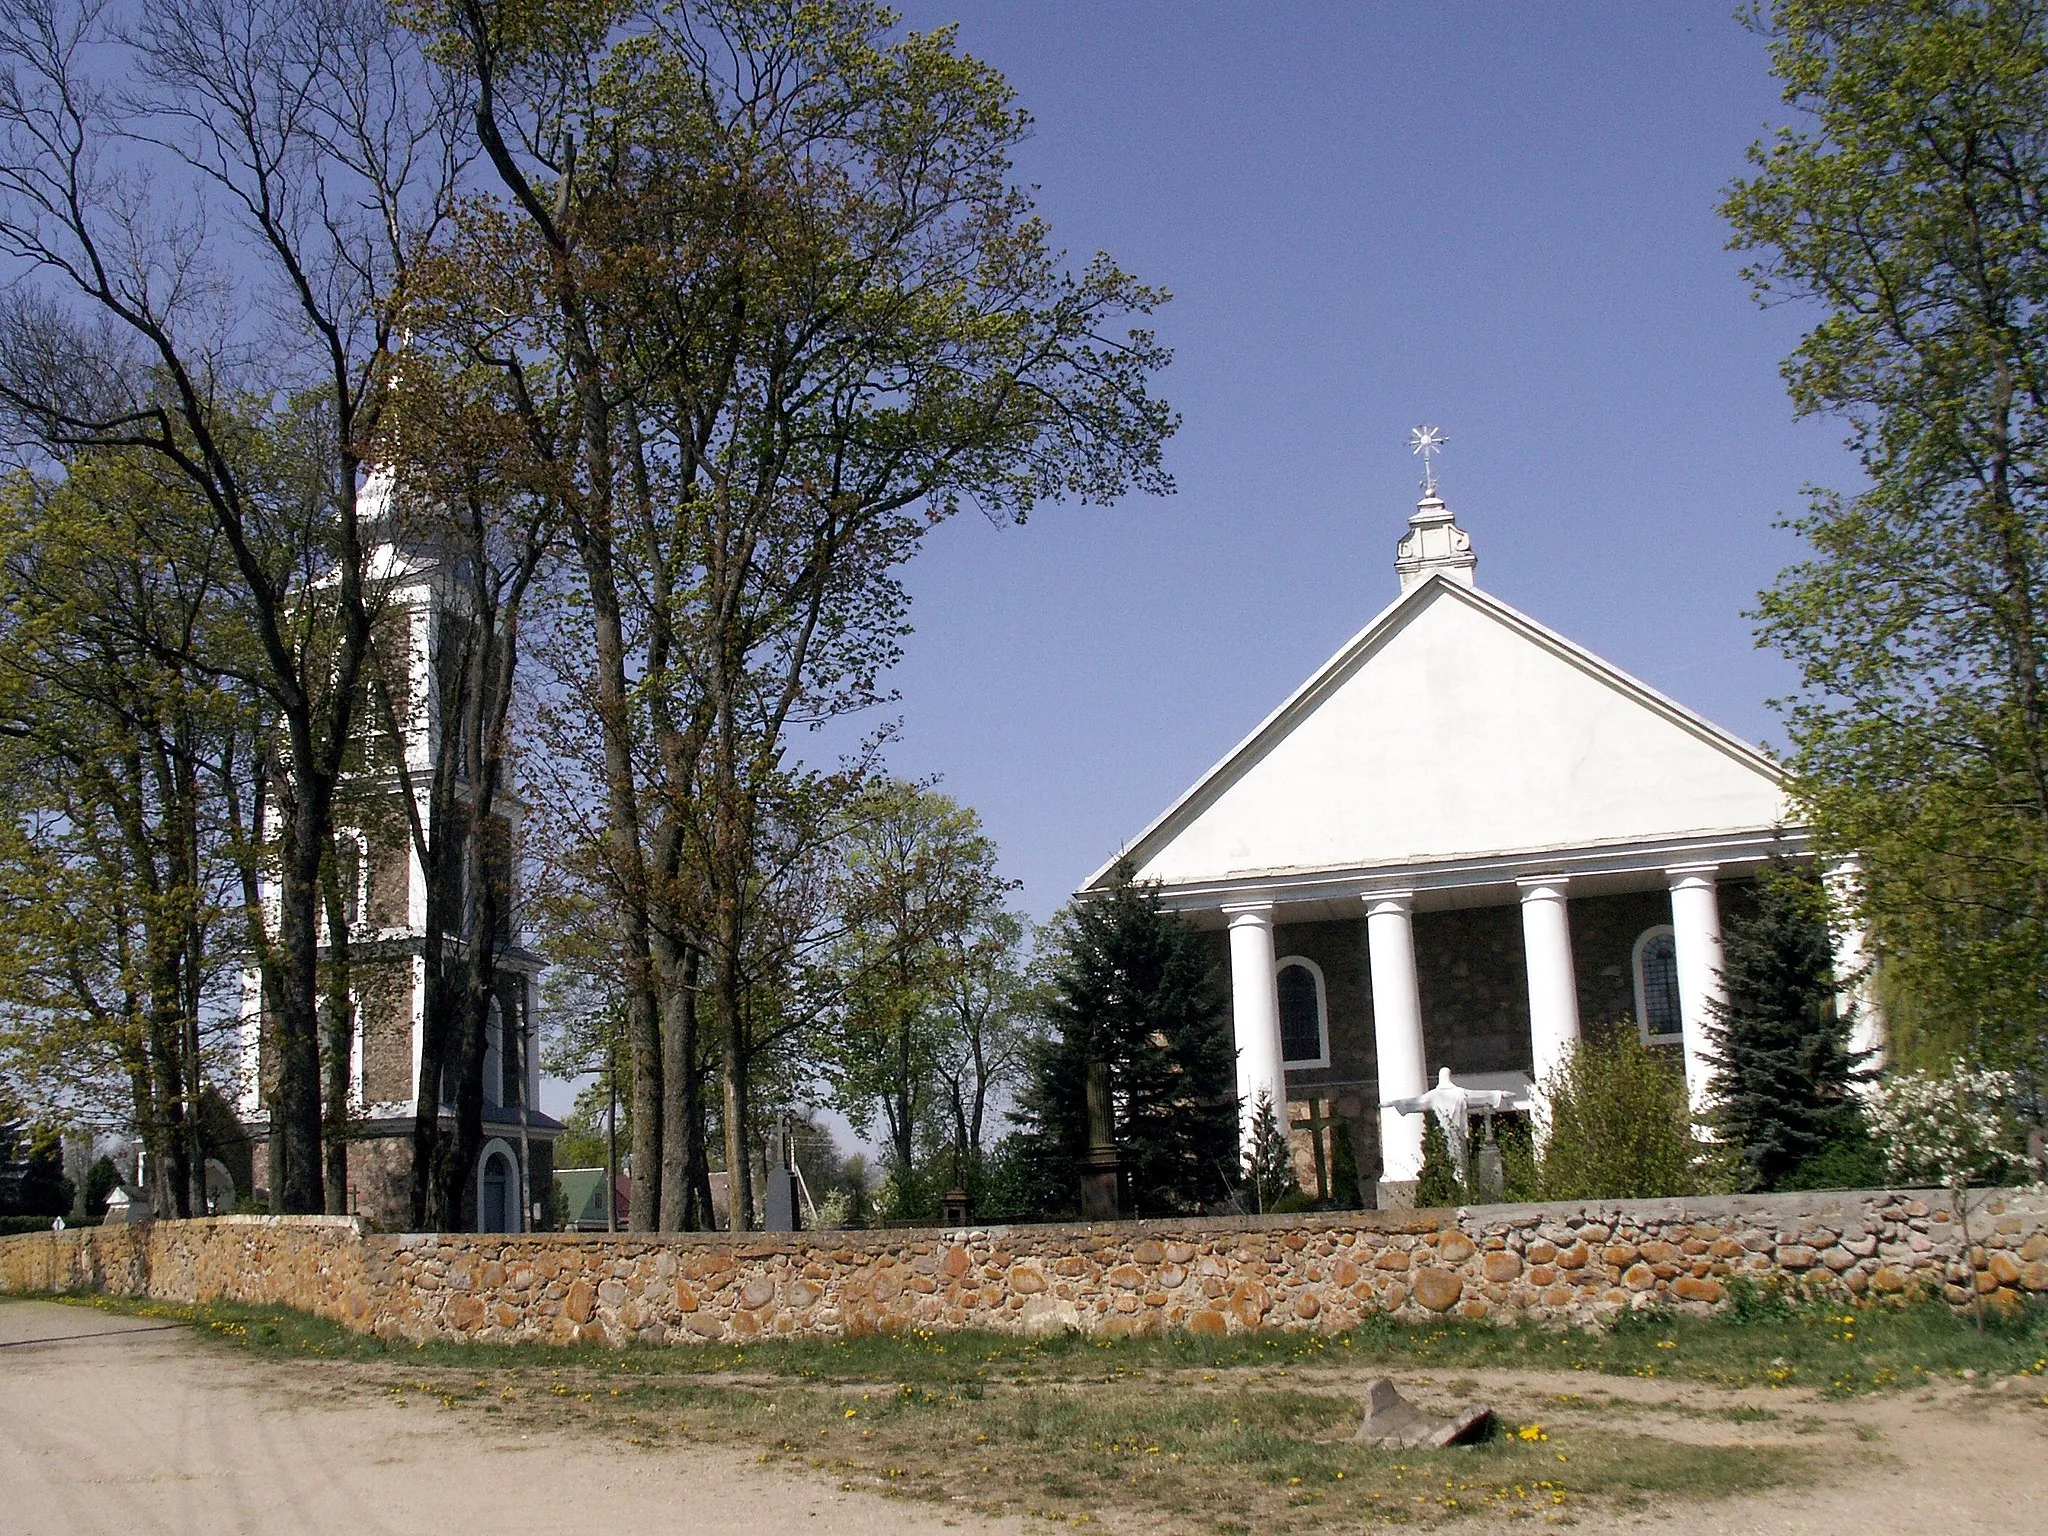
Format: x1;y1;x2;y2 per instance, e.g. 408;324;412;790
3;1188;2045;1345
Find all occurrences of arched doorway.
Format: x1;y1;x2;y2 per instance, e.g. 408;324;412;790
477;1142;519;1233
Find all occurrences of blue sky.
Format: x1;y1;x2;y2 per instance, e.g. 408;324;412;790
860;2;1854;927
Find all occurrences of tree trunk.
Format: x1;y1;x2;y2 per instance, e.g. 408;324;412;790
717;948;752;1232
319;842;355;1216
657;941;700;1231
412;913;450;1228
441;791;506;1232
583;552;662;1231
273;803;327;1215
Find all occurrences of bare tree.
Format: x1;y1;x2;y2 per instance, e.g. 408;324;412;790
0;0;462;1210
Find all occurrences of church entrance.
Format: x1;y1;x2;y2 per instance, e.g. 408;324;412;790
479;1148;518;1233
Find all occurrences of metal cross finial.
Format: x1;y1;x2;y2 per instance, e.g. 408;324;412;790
1409;424;1448;497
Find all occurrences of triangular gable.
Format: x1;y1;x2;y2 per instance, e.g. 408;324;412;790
1086;576;1788;892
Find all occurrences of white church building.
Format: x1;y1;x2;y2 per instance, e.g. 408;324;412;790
1085;460;1876;1206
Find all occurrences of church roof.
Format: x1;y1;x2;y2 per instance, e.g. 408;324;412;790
1084;564;1791;900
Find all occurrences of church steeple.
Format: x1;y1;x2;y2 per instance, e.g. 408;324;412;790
1393;424;1476;592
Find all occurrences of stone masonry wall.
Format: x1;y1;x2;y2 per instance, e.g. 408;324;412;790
5;1190;2047;1347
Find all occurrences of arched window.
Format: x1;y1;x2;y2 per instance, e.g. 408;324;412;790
1633;926;1683;1045
1275;957;1329;1068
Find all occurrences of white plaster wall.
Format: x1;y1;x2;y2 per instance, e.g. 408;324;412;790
1135;584;1787;885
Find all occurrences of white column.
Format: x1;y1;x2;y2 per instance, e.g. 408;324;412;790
1364;891;1428;1187
1224;903;1288;1159
1666;864;1726;1114
1517;875;1582;1100
1824;856;1885;1075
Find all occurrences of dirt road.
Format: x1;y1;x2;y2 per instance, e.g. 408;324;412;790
0;1299;1017;1536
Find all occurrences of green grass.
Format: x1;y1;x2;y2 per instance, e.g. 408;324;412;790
16;1289;2046;1529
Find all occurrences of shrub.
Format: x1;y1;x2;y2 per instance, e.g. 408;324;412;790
1723;1274;1796;1324
1497;1115;1542;1202
0;1104;73;1218
1536;1029;1708;1200
0;1211;73;1235
1777;1126;1888;1191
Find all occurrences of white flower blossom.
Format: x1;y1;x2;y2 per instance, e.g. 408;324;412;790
1866;1068;2028;1189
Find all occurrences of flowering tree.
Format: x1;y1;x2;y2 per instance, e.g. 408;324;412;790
1867;1068;2029;1191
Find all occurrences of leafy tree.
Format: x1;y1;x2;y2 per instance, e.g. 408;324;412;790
0;456;248;1217
824;784;1019;1188
1726;0;2048;1108
934;907;1043;1178
549;1082;620;1174
367;375;558;1231
1868;1065;2032;1187
1536;1031;1707;1201
1012;865;1235;1218
1704;863;1870;1189
1868;1064;2032;1324
411;0;1175;1229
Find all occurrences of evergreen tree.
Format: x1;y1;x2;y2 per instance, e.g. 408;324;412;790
1328;1117;1364;1209
1415;1113;1469;1208
1704;863;1869;1190
82;1156;118;1219
0;1102;23;1214
1013;863;1237;1217
0;1120;73;1219
1241;1091;1298;1213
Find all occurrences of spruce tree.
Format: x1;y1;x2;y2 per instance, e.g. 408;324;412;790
1013;862;1237;1217
1241;1091;1298;1213
1704;862;1869;1190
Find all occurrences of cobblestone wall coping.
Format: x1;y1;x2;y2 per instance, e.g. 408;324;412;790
5;1187;2043;1345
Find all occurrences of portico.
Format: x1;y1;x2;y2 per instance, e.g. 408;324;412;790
1184;840;1781;1196
1084;475;1877;1205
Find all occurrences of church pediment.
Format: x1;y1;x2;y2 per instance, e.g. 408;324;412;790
1091;575;1789;892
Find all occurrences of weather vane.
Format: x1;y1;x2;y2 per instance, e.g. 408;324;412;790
1409;424;1448;497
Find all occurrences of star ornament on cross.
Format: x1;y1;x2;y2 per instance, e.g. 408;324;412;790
1409;424;1448;496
